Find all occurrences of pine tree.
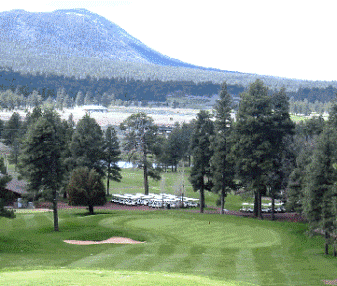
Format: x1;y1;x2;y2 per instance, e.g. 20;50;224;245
69;114;105;177
18;109;65;231
0;157;14;218
3;112;22;146
267;88;295;219
210;82;235;214
28;90;43;108
286;148;311;209
303;126;337;255
232;80;274;219
3;112;23;171
189;110;214;213
84;92;92;105
120;113;161;195
75;91;84;106
163;123;186;172
103;126;122;195
100;92;114;107
56;87;66;110
63;94;72;109
66;167;106;215
328;95;337;128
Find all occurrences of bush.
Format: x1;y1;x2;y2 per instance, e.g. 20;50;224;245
66;167;106;214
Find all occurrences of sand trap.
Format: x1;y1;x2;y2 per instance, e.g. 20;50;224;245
64;237;145;245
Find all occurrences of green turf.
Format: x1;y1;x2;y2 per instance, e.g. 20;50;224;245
0;269;251;286
1;209;337;285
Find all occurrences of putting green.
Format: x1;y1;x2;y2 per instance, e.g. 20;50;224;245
102;216;280;249
0;269;254;285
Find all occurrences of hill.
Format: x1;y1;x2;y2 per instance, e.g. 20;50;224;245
0;8;336;94
1;8;198;68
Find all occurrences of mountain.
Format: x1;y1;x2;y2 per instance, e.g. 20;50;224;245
0;8;336;93
0;8;219;70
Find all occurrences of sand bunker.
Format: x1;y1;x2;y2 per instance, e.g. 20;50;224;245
64;237;145;245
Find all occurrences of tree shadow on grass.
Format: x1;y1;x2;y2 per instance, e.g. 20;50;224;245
72;210;114;217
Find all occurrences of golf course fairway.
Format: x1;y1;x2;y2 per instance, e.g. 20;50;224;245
0;269;254;286
1;209;337;285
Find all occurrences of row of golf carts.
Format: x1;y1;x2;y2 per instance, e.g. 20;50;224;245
111;193;199;209
240;202;286;213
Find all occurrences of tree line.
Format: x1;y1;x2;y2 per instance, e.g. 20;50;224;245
187;80;337;256
1;68;337;110
0;109;123;228
0;68;244;104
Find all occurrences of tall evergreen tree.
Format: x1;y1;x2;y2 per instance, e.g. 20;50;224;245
28;90;43;108
75;91;84;106
162;123;186;172
3;112;23;171
120;113;161;195
103;126;122;195
210;82;235;214
189;110;214;213
286;137;314;214
267;88;295;219
232;80;274;218
84;92;92;105
57;114;76;198
69;114;105;177
56;87;66;110
3;112;22;146
101;92;110;107
18;109;65;231
328;95;337;128
303;126;337;255
0;157;14;218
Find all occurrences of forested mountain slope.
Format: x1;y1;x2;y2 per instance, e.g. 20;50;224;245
0;8;336;94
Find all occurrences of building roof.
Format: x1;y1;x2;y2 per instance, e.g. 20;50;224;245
6;178;28;195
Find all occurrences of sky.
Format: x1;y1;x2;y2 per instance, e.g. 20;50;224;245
1;0;336;81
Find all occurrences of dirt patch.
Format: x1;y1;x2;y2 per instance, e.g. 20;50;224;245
63;237;145;245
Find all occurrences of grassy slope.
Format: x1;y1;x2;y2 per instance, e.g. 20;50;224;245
0;209;336;285
0;269;246;286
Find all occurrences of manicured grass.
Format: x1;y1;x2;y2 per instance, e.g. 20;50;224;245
0;269;248;286
1;209;337;285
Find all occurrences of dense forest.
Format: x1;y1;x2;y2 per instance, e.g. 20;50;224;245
0;67;337;108
0;67;244;102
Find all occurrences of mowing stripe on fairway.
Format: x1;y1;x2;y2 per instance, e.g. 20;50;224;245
21;214;38;229
112;217;281;249
2;210;337;285
236;249;259;285
0;269;256;286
